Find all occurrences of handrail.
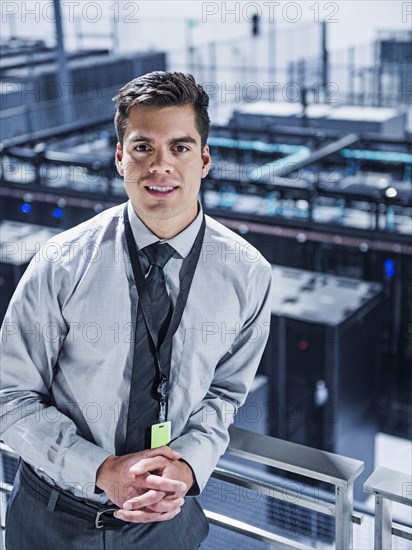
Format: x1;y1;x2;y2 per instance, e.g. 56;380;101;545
364;466;412;549
227;427;364;487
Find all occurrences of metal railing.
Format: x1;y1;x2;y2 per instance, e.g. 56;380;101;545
203;426;364;549
364;466;412;550
1;427;365;549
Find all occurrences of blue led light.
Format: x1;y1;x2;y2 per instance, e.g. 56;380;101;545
53;208;63;219
384;259;395;278
21;203;31;214
341;148;412;165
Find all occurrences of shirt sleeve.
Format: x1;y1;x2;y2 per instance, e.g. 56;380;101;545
169;259;273;494
0;250;112;494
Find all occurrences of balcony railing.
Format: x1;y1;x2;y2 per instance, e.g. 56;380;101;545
0;428;410;549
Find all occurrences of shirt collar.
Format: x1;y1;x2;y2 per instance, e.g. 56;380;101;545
126;200;203;259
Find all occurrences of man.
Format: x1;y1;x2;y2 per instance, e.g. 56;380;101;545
1;71;272;549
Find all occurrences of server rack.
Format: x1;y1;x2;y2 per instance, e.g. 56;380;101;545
261;266;383;501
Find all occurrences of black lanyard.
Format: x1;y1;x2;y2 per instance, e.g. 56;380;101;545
123;204;205;423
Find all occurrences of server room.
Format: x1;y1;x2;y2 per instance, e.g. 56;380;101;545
0;1;411;549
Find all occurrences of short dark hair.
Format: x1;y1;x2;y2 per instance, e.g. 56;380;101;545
113;71;210;148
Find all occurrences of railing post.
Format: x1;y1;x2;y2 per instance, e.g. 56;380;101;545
335;484;353;549
364;466;412;549
375;495;393;550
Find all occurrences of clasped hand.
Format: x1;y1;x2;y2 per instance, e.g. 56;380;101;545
95;446;193;523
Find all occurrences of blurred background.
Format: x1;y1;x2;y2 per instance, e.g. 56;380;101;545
0;1;411;548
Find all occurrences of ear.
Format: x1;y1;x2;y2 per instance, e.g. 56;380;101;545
201;144;211;178
115;143;124;177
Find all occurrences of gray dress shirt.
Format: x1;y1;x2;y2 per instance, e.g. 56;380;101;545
0;201;272;503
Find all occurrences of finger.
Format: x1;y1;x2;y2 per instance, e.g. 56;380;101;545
114;507;181;524
144;446;181;461
129;456;172;475
123;490;165;511
144;473;187;496
146;497;184;514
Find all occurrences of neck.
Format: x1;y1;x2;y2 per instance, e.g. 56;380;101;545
133;204;199;239
145;219;192;240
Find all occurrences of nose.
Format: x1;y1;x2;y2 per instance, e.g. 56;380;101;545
149;148;174;174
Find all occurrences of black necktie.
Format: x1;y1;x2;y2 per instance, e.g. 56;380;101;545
123;242;175;454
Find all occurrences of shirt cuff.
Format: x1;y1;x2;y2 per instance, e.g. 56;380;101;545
170;437;215;496
178;458;200;496
63;438;113;499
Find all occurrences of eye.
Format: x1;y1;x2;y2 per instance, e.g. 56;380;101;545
134;144;150;152
174;145;189;153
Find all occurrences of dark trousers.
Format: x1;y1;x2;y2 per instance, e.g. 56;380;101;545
5;464;209;550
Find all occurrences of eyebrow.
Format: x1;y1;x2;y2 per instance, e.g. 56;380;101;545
126;135;198;145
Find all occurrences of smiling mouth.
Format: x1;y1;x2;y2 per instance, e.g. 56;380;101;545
145;185;177;192
144;185;179;198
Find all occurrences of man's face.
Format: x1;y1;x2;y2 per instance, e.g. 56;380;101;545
115;104;210;234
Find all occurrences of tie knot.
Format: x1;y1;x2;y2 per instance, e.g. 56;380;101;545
143;242;175;268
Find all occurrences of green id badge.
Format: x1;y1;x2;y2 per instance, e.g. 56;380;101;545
151;421;172;449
